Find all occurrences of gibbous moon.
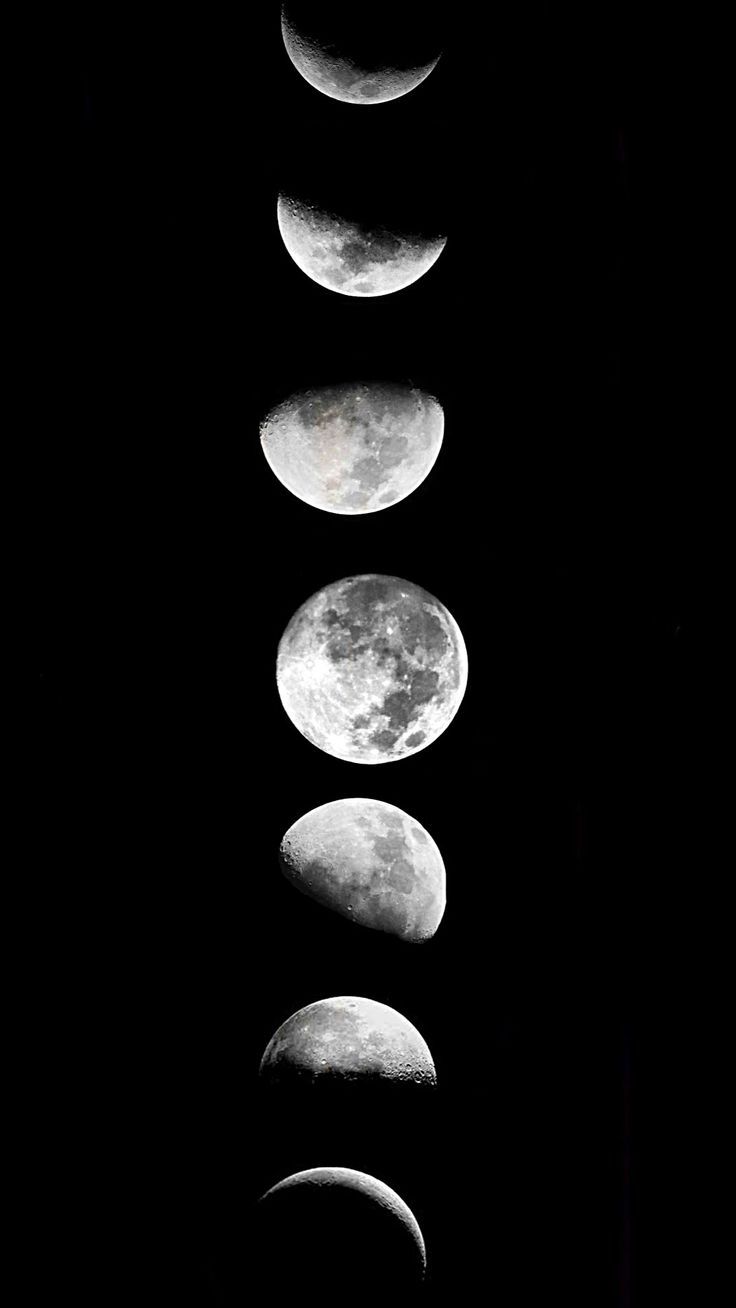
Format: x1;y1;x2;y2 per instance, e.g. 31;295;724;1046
260;381;444;515
277;194;446;297
256;1167;426;1296
281;4;441;105
259;996;436;1087
276;574;468;764
280;798;446;941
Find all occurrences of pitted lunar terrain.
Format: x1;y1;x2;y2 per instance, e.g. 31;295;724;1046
280;798;446;940
277;194;446;297
281;8;440;104
259;996;436;1086
260;381;444;514
276;574;468;763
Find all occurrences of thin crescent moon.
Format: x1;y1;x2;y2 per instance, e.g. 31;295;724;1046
281;8;441;105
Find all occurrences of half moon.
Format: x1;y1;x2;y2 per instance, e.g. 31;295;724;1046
280;798;446;941
281;7;441;105
260;381;444;515
277;194;446;297
259;995;436;1087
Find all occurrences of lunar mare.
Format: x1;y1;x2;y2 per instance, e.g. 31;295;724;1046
280;798;446;941
276;574;468;764
257;1167;426;1291
277;194;446;297
259;996;436;1087
281;8;440;105
260;381;444;515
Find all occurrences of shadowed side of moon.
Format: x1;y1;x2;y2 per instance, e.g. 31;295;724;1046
281;3;441;104
280;798;446;941
255;1168;426;1299
260;381;444;514
277;194;446;297
259;996;436;1089
276;573;468;763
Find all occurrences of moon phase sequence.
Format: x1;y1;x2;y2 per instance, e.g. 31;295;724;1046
260;381;444;515
281;5;441;104
257;1167;426;1294
278;194;446;297
277;574;468;763
280;798;446;941
260;996;436;1087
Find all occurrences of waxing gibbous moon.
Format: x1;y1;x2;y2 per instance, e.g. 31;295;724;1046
280;798;446;941
260;381;444;515
260;996;436;1088
277;194;446;297
256;1167;426;1296
276;574;468;764
281;3;441;105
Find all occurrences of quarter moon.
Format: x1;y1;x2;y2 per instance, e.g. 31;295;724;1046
256;1167;426;1293
281;5;441;105
277;194;446;297
280;798;446;941
259;996;436;1087
276;574;468;764
260;381;444;515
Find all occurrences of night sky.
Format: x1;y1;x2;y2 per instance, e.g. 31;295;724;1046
33;6;697;1304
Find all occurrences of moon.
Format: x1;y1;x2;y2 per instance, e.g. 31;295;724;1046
259;996;436;1087
281;4;441;105
280;798;446;941
260;381;444;515
256;1167;426;1295
276;574;468;764
277;194;446;297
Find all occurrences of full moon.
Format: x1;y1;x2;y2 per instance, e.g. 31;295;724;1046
256;1167;426;1296
259;996;436;1087
260;381;444;515
277;194;446;297
281;4;441;105
276;574;468;764
280;798;446;941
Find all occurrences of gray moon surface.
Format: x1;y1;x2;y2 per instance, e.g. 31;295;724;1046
259;996;436;1087
276;574;468;764
280;798;446;941
258;1167;426;1280
260;381;444;515
277;194;446;297
281;9;440;105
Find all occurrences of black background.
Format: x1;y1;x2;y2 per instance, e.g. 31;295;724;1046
34;4;697;1305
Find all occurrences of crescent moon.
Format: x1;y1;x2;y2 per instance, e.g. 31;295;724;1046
277;194;447;297
258;1167;427;1287
281;7;441;105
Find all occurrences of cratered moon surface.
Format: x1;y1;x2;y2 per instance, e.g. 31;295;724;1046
280;798;446;941
256;1167;426;1296
281;3;441;105
260;381;444;515
277;194;446;297
276;574;468;763
259;996;436;1087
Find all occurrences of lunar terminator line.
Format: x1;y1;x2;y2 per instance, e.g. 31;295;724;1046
280;797;446;940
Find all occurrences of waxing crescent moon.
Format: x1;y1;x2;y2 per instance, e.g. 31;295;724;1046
277;194;446;297
256;1167;426;1293
281;5;441;105
276;573;468;764
280;798;446;941
260;381;444;515
259;995;436;1087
